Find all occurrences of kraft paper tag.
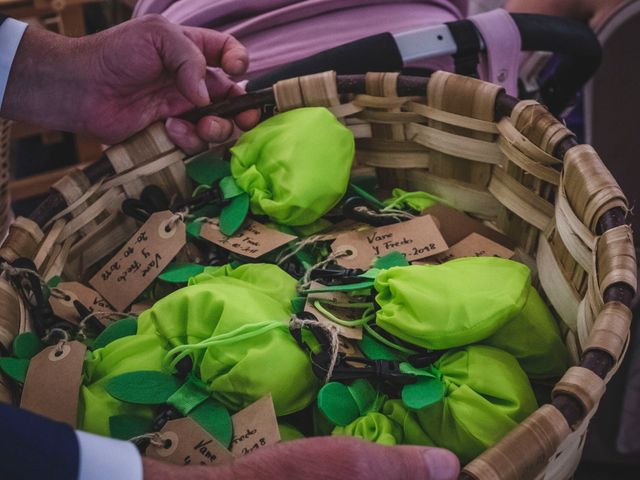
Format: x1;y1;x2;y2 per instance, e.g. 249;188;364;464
339;337;368;368
305;284;363;340
129;302;153;315
433;233;514;264
147;417;234;466
331;215;448;269
314;220;370;242
50;282;112;325
200;219;297;259
90;211;186;311
230;395;281;457
423;205;515;248
20;341;86;427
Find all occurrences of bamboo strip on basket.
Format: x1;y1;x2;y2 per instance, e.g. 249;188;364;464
104;122;190;200
0;217;44;264
552;367;606;427
406;170;502;219
583;301;631;364
463;405;571;480
405;123;506;165
537;231;581;331
488;168;554;231
554;180;596;274
427;72;501;187
404;101;499;134
0;278;21;350
562;145;628;231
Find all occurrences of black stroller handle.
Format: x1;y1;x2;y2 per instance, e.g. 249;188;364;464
246;13;601;116
511;13;602;114
247;33;404;91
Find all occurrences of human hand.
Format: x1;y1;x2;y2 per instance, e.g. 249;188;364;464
142;436;460;480
1;15;259;153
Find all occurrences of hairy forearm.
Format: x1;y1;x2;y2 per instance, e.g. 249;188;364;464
0;26;89;132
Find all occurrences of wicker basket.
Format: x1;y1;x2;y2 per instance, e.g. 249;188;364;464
0;71;636;479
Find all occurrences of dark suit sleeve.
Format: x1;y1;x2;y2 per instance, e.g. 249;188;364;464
0;402;80;480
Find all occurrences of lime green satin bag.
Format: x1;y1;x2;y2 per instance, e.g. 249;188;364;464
230;107;355;226
137;263;318;415
79;334;166;436
333;345;537;464
374;257;570;378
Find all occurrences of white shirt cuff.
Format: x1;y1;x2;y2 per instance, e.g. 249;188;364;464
76;430;143;480
0;18;28;107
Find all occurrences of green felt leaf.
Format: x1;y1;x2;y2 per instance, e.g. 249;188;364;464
47;276;61;288
106;371;181;405
0;357;30;383
159;263;206;284
166;376;209;415
219;193;249;236
186;221;203;239
192;204;222;221
303;281;375;294
291;297;306;314
93;317;138;350
186;150;230;185
373;251;410;270
317;382;361;426
219;176;244;200
349;183;385;209
12;332;41;359
358;333;398;361
109;415;153;441
399;362;437;379
401;377;445;410
189;399;233;448
347;379;378;415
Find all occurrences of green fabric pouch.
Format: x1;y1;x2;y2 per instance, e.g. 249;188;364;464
230;107;355;226
331;346;536;464
79;334;167;436
137;263;318;415
333;411;405;446
374;257;570;377
414;345;537;464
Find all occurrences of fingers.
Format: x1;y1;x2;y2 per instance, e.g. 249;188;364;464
165;118;207;154
182;27;249;77
155;21;210;107
229;437;460;480
202;69;260;133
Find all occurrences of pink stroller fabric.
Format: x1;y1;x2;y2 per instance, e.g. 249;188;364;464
134;0;468;79
133;1;520;94
470;8;521;96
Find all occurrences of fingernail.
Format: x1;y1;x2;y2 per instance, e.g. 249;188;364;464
231;59;246;75
166;118;188;135
198;79;210;103
208;120;222;140
423;449;459;480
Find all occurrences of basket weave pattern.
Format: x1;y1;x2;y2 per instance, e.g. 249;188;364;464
0;71;636;480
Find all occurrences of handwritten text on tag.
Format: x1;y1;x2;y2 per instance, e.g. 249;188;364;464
147;417;234;466
90;211;186;311
331;215;448;269
49;282;112;324
200;219;296;259
20;341;86;427
230;395;281;457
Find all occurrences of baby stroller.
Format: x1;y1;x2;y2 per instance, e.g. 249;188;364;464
133;1;601;117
